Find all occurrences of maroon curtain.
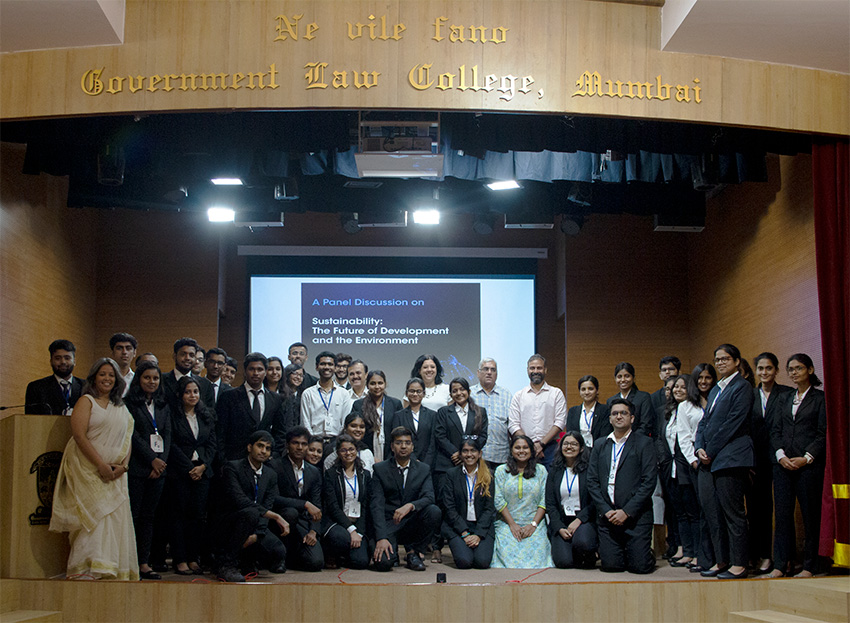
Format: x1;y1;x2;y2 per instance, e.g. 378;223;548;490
813;137;850;567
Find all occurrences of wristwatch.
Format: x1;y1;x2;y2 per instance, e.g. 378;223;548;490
530;521;538;528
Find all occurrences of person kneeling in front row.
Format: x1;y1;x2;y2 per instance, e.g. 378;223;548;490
370;426;441;572
215;431;289;582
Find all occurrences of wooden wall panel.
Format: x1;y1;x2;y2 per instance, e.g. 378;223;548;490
0;143;98;411
562;213;692;405
0;1;846;135
688;154;822;384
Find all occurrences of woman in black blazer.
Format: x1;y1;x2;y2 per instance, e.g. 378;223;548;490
606;362;655;436
125;361;172;580
166;376;216;575
435;378;489;476
565;375;611;448
351;370;404;462
769;353;827;578
545;431;598;568
440;438;496;569
321;434;371;570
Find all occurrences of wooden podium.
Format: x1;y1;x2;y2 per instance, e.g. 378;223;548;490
0;413;72;578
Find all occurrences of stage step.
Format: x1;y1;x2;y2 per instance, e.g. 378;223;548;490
768;577;850;623
729;610;827;623
0;611;63;623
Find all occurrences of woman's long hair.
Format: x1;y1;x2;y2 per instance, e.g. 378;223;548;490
361;370;387;434
614;361;640;392
672;373;701;409
505;434;537;479
342;412;367;450
332;433;365;472
551;431;590;473
787;353;823;387
689;363;717;399
410;354;444;385
449;377;483;432
282;363;303;399
264;356;284;391
176;376;213;424
82;357;125;406
125;361;164;408
460;440;492;498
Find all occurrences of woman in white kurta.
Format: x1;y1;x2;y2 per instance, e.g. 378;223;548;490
50;357;139;580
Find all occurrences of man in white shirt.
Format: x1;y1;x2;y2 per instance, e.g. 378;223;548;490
469;358;512;470
508;354;567;468
109;332;137;396
301;351;353;452
334;353;352;389
347;360;368;400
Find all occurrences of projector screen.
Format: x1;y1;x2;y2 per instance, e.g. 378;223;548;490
250;274;536;397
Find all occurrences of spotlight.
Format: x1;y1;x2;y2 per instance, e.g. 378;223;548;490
340;212;361;234
413;209;440;225
486;180;520;191
274;178;299;200
559;215;584;236
472;213;496;235
208;207;235;222
210;177;243;186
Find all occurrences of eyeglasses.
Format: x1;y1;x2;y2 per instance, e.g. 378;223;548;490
714;356;733;364
407;389;424;395
562;442;580;448
461;435;479;441
787;365;807;373
479;367;496;372
338;447;357;455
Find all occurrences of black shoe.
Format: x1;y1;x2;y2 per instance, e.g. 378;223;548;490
217;567;246;583
140;570;162;580
405;551;426;571
662;546;677;560
269;562;287;574
174;567;194;576
700;566;729;577
669;558;692;568
191;567;204;576
717;568;748;580
151;563;169;573
689;565;705;573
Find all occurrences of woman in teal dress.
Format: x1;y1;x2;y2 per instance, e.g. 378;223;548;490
492;434;553;569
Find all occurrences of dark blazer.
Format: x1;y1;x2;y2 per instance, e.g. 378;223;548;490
216;385;287;463
650;386;667;413
695;373;755;471
770;388;827;464
167;407;216;480
545;462;595;533
439;465;496;541
369;458;436;541
24;374;84;415
321;464;371;536
219;458;280;532
301;372;319;388
565;402;612;443
161;371;216;418
587;431;657;521
351;395;404;457
434;404;489;474
269;457;323;534
653;404;675;479
390;406;438;468
127;399;173;478
607;388;655;437
752;383;794;464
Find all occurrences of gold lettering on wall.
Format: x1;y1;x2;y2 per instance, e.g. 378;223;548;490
80;65;280;96
572;71;701;103
432;16;508;43
407;64;538;101
305;62;380;89
347;15;405;40
274;14;319;40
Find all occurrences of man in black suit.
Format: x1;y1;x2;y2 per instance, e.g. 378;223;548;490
269;426;325;571
25;339;84;415
215;431;290;582
587;398;658;574
216;352;287;463
370;426;442;572
288;342;318;388
161;337;216;415
204;347;232;405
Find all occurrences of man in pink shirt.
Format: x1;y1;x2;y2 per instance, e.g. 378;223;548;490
508;354;567;468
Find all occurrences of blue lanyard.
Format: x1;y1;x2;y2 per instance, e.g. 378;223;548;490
345;473;357;498
377;396;385;424
613;440;626;466
465;472;477;502
147;401;159;434
583;406;594;430
320;387;335;412
565;469;578;496
253;474;259;503
411;409;419;427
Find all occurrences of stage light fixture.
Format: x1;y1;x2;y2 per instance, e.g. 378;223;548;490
472;213;496;235
486;180;521;191
208;207;235;222
559;215;584;236
340;212;362;234
412;209;440;225
210;177;243;186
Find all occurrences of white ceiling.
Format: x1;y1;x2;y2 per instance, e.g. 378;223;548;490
0;0;847;74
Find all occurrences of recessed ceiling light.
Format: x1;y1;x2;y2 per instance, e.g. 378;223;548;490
412;209;440;225
210;177;243;185
208;207;235;222
486;180;521;191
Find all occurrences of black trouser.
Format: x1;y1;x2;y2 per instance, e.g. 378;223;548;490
597;511;654;574
697;464;725;567
551;520;598;569
661;472;680;552
773;462;824;574
166;475;210;565
747;457;775;563
278;508;325;571
215;507;286;571
323;524;369;570
128;474;166;566
373;504;442;571
714;467;749;568
447;521;495;569
670;476;700;559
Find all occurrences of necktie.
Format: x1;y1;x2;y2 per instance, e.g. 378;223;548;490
60;380;71;413
251;390;262;423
